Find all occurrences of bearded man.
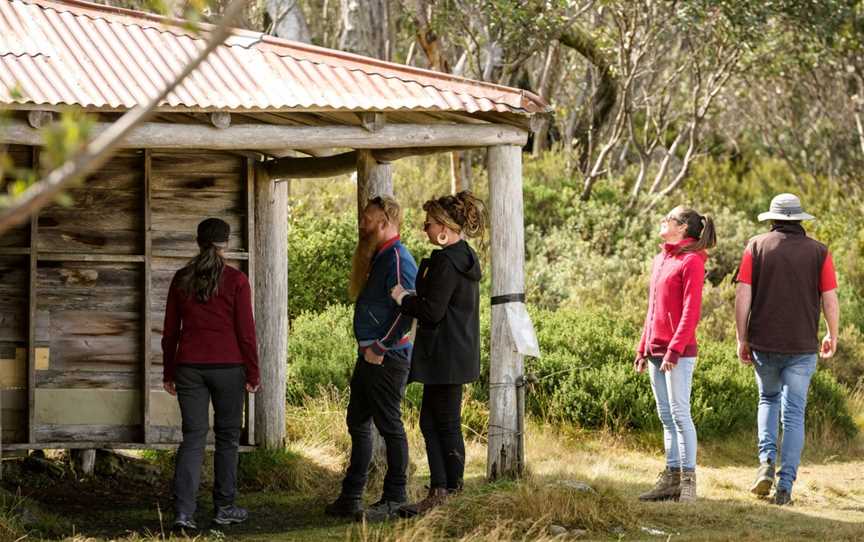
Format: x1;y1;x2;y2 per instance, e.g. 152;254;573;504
325;196;418;522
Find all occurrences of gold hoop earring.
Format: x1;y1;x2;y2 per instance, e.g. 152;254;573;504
436;232;448;245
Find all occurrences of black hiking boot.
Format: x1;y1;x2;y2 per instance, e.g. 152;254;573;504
772;488;792;506
172;512;198;532
324;495;363;518
358;499;406;523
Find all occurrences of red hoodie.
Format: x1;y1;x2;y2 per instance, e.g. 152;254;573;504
637;238;707;365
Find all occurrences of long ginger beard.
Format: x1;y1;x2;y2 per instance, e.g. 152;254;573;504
348;230;378;301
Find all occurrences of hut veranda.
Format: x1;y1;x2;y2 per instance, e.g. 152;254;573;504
0;0;546;479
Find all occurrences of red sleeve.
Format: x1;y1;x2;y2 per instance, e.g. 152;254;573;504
820;252;838;292
161;280;182;382
665;254;705;364
736;249;753;284
234;275;260;387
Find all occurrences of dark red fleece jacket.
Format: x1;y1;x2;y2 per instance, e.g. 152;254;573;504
637;238;707;365
161;265;260;386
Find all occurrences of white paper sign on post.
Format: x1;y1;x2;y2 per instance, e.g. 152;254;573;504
505;302;540;358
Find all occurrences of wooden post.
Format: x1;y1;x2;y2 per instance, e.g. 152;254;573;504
253;166;288;448
27;147;38;445
245;157;256;446
487;144;525;480
356;150;393;215
142;149;152;443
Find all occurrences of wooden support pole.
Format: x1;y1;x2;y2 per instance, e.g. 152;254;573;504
245;157;256;446
487;144;526;480
73;449;96;476
1;119;529;150
253;166;287;448
356;150;393;217
27;147;38;445
142;149;152;443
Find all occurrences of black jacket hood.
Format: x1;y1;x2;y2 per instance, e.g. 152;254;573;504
440;240;482;282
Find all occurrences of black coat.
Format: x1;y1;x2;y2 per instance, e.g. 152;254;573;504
401;240;482;385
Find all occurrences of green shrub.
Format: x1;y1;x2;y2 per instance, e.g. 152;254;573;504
287;304;357;403
286;304;858;441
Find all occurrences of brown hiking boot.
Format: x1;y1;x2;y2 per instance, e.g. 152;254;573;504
638;469;681;501
679;470;697;502
398;487;450;518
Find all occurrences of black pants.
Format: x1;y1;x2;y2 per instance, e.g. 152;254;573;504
420;384;465;490
173;365;245;516
341;353;410;502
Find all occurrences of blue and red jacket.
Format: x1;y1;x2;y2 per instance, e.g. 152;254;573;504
353;236;418;358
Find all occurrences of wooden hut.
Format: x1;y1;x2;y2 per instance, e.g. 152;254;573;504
0;0;547;478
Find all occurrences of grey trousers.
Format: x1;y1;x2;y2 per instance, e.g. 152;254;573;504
173;365;245;516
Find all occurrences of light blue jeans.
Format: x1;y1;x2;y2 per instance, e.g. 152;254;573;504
649;357;697;470
752;351;818;492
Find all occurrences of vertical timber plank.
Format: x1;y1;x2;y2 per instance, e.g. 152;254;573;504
253;166;287;448
143;150;152;443
27;147;38;444
245;157;256;446
487;144;526;480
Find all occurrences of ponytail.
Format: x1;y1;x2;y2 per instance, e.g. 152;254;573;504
671;206;717;254
178;243;226;303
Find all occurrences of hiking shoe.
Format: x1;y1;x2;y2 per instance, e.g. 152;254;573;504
398;487;450;518
172;512;198;531
750;460;775;497
358;499;406;523
638;468;681;501
324;495;363;518
212;504;248;525
772;488;792;506
679;470;697;502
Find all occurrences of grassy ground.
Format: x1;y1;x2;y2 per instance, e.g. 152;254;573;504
4;395;864;541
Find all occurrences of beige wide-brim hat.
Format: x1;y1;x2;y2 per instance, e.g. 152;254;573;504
757;193;816;222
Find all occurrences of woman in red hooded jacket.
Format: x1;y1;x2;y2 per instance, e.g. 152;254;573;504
635;206;716;503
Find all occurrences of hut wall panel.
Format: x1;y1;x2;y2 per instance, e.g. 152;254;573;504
35;389;141;425
0;256;28;345
34;424;141;442
37;152;144;254
2;389;26;443
36;262;142;372
0;145;33;247
150;152;248;254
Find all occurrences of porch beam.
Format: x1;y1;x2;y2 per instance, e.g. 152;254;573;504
0;120;527;151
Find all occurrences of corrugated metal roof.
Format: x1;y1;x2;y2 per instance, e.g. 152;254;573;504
0;0;548;117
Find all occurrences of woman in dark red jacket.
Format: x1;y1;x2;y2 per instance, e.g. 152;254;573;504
635;206;715;504
162;218;259;531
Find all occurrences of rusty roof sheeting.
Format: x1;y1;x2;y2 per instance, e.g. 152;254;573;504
0;0;548;117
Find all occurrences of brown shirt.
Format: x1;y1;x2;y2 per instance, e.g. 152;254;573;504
736;223;835;354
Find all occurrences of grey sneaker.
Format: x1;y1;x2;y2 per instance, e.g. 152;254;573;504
679;470;697;502
172;512;198;531
358;499;406;523
212;504;248;525
772;488;792;506
750;461;775;496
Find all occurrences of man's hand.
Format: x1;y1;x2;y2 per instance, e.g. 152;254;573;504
737;340;752;365
633;355;647;373
820;334;838;358
390;284;407;304
246;382;260;393
363;347;384;365
163;381;176;396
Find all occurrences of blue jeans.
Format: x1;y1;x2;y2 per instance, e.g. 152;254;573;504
649;357;697;470
752;351;817;492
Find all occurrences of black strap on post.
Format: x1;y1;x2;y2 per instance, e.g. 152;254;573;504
491;293;525;306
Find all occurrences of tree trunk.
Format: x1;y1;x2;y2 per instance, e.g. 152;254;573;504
264;0;311;42
340;0;388;59
559;26;617;171
532;43;562;156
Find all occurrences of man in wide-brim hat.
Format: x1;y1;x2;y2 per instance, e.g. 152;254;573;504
733;193;840;506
